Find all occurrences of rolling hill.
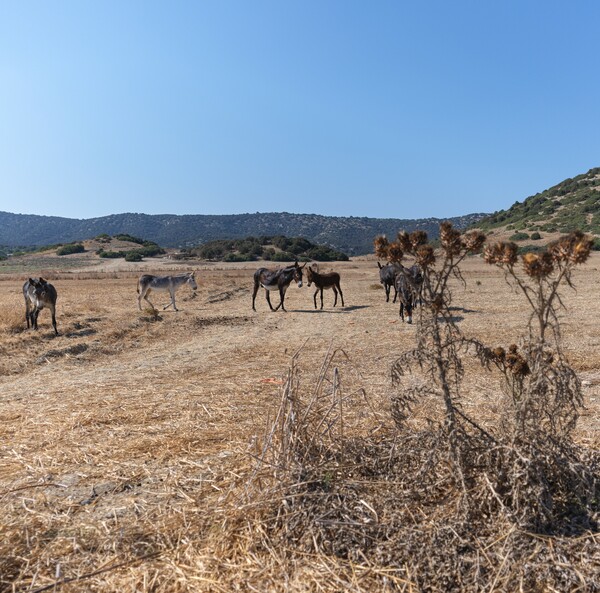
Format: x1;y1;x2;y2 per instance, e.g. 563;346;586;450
475;167;600;238
0;211;486;255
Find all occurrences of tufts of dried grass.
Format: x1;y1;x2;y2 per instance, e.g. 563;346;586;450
192;227;600;592
195;348;600;592
0;308;25;334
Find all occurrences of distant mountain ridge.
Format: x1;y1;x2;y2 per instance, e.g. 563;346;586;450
0;211;486;255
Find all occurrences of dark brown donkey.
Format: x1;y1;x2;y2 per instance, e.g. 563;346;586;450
306;265;344;309
252;261;305;312
23;277;58;334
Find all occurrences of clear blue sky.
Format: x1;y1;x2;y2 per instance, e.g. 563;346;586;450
1;1;598;220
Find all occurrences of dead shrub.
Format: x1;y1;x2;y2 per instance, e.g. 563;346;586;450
205;226;600;592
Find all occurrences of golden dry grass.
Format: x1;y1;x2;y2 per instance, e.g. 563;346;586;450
1;256;599;591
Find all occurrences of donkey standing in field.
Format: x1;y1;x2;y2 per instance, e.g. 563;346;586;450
137;272;198;311
377;261;404;303
395;264;423;324
306;264;344;309
252;261;305;312
23;277;58;335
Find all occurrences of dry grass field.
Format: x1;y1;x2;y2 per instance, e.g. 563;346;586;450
1;253;599;592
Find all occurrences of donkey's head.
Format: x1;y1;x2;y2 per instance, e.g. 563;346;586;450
187;272;198;291
293;261;305;288
306;263;319;287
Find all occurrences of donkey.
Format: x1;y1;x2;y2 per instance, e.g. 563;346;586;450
23;278;58;335
306;264;344;309
252;261;305;312
395;264;423;324
137;272;197;311
377;261;404;303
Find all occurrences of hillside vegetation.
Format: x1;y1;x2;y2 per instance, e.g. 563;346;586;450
477;167;600;236
189;235;348;262
0;211;485;255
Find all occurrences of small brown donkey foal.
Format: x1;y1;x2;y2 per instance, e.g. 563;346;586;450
306;265;344;310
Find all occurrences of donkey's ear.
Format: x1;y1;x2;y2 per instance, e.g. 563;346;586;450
377;262;383;269
38;277;46;284
28;277;35;284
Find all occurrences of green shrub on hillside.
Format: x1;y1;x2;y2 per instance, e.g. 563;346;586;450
125;251;143;262
56;243;85;256
509;232;530;241
98;250;123;259
192;235;348;262
114;233;145;245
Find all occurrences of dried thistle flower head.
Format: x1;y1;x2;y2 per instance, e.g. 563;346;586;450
396;231;412;252
410;230;428;250
483;242;518;266
549;231;592;265
431;294;444;312
374;235;390;259
505;344;530;377
416;244;435;267
522;251;554;279
440;221;462;256
493;347;506;361
388;242;404;263
461;231;486;254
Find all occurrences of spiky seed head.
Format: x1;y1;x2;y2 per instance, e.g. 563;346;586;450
374;235;390;259
416;244;435;267
388;242;404;263
549;231;593;265
396;231;412;252
440;222;462;256
410;230;428;250
461;231;486;254
493;347;506;361
483;242;518;266
522;251;554;279
431;294;444;312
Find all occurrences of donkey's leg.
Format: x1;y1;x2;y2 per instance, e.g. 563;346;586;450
319;289;324;310
332;287;338;307
32;307;40;330
49;303;58;335
137;287;146;310
252;281;260;311
25;301;31;329
276;286;288;312
163;288;177;310
313;289;318;309
266;290;277;311
385;285;390;302
399;301;405;322
142;289;156;310
337;284;344;307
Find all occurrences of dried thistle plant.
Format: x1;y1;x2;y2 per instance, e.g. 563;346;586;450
389;225;486;467
483;231;593;439
389;226;597;530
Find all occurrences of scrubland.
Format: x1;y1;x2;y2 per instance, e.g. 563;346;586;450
1;254;598;592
